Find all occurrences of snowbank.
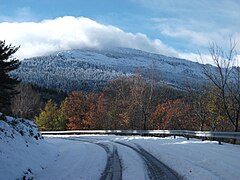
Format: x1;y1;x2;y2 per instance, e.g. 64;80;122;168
0;113;57;180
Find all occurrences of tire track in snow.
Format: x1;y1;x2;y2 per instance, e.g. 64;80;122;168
115;142;181;180
100;145;122;180
63;137;180;179
65;138;122;180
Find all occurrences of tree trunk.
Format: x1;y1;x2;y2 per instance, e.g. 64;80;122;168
233;122;239;144
143;113;148;130
200;121;204;131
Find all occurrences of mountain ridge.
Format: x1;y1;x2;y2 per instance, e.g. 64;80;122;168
12;47;209;92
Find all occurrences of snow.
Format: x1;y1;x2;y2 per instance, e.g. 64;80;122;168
35;138;106;180
1;115;240;180
44;135;240;180
0;113;57;180
127;136;240;180
13;47;210;92
115;144;148;180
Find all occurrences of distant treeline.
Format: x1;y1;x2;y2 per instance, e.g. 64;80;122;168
11;75;234;132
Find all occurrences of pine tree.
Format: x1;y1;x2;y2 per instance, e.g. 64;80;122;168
0;40;21;113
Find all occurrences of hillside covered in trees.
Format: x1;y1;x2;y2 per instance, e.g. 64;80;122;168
5;42;239;134
12;48;209;92
0;39;236;134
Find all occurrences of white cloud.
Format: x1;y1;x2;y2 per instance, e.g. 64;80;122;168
153;17;240;53
179;52;213;64
0;16;178;59
179;49;240;67
142;0;240;51
161;28;210;46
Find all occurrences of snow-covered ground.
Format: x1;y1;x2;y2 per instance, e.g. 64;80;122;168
0;113;57;180
1;114;240;180
34;138;106;179
42;135;240;180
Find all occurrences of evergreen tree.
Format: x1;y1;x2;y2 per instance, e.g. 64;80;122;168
0;40;21;113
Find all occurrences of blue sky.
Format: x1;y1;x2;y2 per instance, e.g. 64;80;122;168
0;0;239;63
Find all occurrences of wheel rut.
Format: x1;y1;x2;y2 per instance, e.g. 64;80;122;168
62;137;180;180
65;138;122;180
115;141;181;180
100;145;122;180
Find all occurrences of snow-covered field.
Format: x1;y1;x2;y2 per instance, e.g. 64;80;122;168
1;114;240;180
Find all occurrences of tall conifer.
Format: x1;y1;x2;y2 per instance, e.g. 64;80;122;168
0;40;21;113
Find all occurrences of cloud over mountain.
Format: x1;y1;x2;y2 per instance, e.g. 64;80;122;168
0;16;178;59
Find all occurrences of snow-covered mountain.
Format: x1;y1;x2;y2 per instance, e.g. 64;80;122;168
13;47;209;92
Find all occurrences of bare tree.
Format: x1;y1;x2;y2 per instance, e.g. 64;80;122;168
187;88;209;131
201;39;240;134
100;69;159;130
129;66;159;130
11;83;42;119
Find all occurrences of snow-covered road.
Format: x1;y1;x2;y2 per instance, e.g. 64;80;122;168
35;138;107;179
38;135;240;180
36;136;179;180
63;137;179;179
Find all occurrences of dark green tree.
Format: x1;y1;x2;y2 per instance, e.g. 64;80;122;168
0;40;21;113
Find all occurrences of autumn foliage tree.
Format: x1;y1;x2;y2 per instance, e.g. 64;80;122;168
63;91;97;129
187;88;210;131
86;75;185;130
150;99;196;130
35;100;66;130
204;87;232;131
94;75;161;130
93;93;109;129
100;78;132;129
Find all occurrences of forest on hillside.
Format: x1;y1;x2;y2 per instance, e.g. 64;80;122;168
1;40;240;133
9;74;234;132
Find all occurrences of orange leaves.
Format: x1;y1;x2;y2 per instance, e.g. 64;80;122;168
150;99;194;130
63;91;97;130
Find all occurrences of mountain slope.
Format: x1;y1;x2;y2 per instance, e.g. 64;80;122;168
12;48;209;92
